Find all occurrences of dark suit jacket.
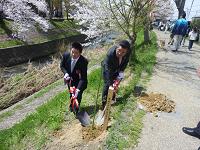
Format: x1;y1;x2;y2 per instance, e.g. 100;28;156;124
60;52;88;91
102;45;131;85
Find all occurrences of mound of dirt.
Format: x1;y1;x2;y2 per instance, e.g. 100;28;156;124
139;92;175;113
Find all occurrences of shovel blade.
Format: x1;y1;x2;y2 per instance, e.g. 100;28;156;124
95;109;105;126
77;111;90;127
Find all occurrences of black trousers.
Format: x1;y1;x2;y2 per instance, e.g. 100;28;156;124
102;70;118;103
188;40;194;50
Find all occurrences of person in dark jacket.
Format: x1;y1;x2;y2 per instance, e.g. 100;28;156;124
101;40;131;109
182;121;200;139
60;42;88;113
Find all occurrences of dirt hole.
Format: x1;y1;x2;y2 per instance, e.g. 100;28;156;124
82;125;104;142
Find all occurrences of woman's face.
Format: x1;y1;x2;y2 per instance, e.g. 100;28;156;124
116;46;127;58
71;48;81;59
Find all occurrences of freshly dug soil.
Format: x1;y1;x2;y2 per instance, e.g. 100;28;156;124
139;92;175;113
82;125;104;142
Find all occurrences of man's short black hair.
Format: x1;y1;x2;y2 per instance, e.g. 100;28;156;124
72;42;83;53
119;40;130;49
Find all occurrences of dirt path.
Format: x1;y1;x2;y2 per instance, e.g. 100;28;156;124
134;30;200;150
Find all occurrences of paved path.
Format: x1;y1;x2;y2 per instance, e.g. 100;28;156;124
135;30;200;150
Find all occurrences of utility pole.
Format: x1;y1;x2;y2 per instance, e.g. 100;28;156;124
188;0;195;20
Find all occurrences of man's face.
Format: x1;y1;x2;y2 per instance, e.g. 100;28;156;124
116;46;127;58
71;48;81;59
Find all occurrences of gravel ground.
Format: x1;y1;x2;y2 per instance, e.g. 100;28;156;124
134;30;200;150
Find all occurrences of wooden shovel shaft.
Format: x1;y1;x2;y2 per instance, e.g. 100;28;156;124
103;86;114;130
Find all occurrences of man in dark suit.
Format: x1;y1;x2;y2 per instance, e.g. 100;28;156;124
60;42;88;113
182;121;200;139
101;40;131;109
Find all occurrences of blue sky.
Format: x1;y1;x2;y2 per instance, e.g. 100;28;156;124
171;0;200;20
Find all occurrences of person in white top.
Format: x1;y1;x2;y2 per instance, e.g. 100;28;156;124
188;27;198;51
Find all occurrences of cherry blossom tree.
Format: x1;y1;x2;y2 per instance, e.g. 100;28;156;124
69;0;112;40
70;0;154;59
142;0;174;43
152;0;174;20
70;0;174;60
0;0;50;41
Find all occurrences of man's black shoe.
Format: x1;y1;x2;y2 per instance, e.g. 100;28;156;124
172;49;178;52
182;127;200;139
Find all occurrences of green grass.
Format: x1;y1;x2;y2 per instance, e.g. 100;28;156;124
0;68;103;149
0;40;24;48
0;31;158;149
0;90;67;150
50;20;79;30
31;20;80;44
0;19;11;35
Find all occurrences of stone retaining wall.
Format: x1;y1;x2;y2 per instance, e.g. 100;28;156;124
0;34;87;67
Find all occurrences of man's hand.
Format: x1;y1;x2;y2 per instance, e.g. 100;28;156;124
117;72;124;80
64;73;70;81
74;89;80;98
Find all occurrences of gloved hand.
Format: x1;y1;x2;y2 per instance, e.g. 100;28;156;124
117;72;124;80
74;89;80;98
64;73;70;81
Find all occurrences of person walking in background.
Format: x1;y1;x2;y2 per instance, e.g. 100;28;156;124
60;42;88;115
168;33;174;45
164;20;170;34
171;11;188;52
101;40;131;109
188;27;198;51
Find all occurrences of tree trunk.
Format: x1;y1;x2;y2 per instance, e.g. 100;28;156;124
46;0;53;19
59;0;63;18
144;26;150;44
129;35;136;66
174;0;186;18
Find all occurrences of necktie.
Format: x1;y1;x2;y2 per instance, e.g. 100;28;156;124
119;57;122;66
71;59;76;73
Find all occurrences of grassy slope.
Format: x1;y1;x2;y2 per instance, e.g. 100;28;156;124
0;47;107;122
0;31;158;149
0;19;24;48
0;19;79;48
